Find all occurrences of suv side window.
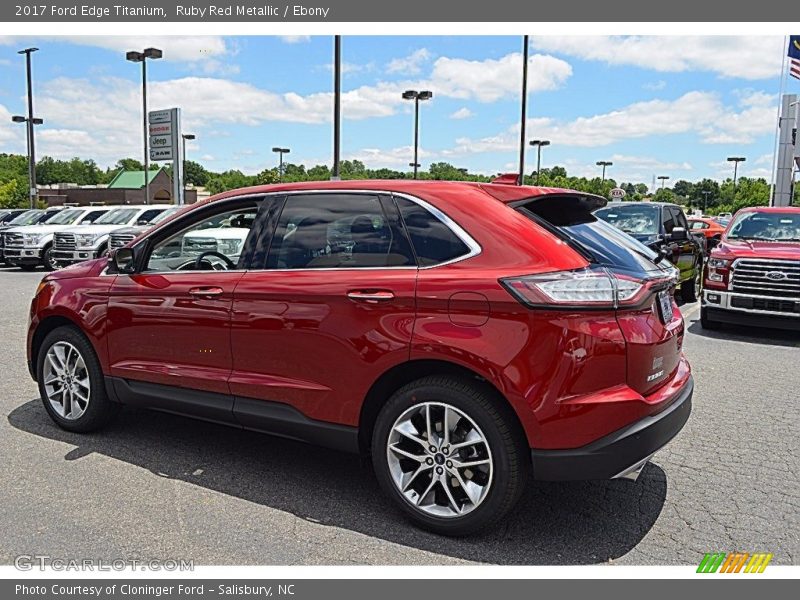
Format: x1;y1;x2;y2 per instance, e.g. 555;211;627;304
265;193;414;269
145;202;261;272
661;207;676;234
394;196;471;266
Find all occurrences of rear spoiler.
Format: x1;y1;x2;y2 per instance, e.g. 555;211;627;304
490;173;521;185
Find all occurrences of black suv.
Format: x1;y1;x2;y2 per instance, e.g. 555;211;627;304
595;202;704;302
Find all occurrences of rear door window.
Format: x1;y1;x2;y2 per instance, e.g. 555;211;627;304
266;193;415;269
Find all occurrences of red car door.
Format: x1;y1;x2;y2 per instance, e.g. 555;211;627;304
229;192;417;431
106;198;263;403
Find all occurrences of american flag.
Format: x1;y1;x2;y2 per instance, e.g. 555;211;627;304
791;58;800;80
789;36;800;80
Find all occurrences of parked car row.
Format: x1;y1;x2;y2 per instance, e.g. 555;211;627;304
0;204;173;271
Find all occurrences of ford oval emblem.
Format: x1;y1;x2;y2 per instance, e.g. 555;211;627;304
766;271;787;281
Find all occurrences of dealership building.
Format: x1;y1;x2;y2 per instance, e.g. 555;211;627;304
37;168;200;206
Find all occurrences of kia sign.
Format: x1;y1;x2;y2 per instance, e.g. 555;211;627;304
610;187;627;200
148;108;180;161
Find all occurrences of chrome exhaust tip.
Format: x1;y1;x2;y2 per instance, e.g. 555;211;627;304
612;454;654;482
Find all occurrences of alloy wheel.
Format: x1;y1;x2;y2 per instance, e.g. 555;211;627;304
386;401;494;518
42;341;91;420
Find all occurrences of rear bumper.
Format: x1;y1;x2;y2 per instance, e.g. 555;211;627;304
530;375;693;481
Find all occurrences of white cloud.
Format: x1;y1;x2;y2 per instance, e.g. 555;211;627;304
450;107;474;120
643;80;667;91
531;36;784;80
0;36;230;63
279;36;311;44
424;53;572;102
0;103;23;148
386;49;432;75
448;90;777;156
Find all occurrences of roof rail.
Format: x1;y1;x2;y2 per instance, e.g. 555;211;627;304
490;173;520;185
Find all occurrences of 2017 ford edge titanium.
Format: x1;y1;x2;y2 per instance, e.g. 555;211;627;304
27;180;692;535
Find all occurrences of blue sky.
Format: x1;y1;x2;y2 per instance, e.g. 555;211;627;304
0;35;793;187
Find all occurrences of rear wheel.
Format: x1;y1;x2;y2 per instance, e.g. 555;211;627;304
371;376;529;536
36;326;119;432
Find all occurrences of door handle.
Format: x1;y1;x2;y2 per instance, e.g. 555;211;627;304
189;286;224;298
347;290;395;303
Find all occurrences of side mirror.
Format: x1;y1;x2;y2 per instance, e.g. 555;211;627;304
111;248;136;274
669;227;689;241
136;218;150;226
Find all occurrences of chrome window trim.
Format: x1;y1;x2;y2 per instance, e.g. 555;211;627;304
126;188;482;274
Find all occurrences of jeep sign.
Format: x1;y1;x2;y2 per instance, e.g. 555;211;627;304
610;187;627;199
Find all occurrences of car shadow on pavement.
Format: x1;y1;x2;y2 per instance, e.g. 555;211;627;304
687;320;800;347
8;399;667;565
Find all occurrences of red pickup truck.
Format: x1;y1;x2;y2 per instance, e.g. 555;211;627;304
702;206;800;330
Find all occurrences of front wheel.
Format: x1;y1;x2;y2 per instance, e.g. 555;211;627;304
681;274;700;303
700;306;719;330
42;245;58;271
371;376;529;536
36;326;119;432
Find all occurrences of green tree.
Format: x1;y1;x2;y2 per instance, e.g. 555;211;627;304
307;164;332;181
183;160;210;187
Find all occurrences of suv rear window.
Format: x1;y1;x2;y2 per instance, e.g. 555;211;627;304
516;195;665;277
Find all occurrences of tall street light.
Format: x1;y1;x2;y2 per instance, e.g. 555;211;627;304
727;156;746;193
529;140;550;185
332;35;341;181
18;47;39;209
402;89;433;180
272;147;290;182
12;115;43;208
518;35;529;186
658;175;670;189
182;134;195;195
596;160;613;183
126;47;162;205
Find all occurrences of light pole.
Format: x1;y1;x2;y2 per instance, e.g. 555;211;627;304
518;35;529;186
272;147;290;182
18;47;39;209
727;156;746;193
402;89;433;179
658;175;670;189
332;35;341;181
596;160;613;183
182;134;195;195
11;114;43;209
529;140;550;185
701;190;712;214
126;47;162;205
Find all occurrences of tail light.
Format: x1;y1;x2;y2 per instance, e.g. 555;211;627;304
501;267;655;309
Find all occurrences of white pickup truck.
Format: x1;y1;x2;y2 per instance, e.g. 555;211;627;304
4;206;114;271
50;205;172;268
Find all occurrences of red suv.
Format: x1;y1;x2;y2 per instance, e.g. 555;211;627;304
27;181;692;535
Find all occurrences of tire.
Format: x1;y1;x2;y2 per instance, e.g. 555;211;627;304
681;274;700;303
36;325;120;432
700;306;719;330
42;245;57;272
371;375;529;536
19;264;37;271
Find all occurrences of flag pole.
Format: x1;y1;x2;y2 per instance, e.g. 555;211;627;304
769;35;790;201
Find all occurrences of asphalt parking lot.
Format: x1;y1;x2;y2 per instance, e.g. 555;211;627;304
0;267;797;566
